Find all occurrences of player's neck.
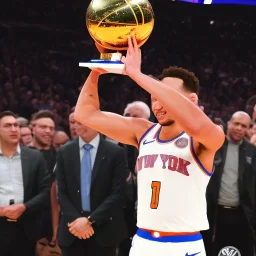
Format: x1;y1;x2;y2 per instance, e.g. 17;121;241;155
159;124;183;141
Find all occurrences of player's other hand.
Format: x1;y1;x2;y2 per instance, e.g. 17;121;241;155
121;34;141;78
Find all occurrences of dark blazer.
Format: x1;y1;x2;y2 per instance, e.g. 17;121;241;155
206;138;256;239
18;147;51;240
56;136;128;247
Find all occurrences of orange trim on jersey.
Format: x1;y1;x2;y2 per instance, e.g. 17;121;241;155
140;228;199;238
189;137;213;176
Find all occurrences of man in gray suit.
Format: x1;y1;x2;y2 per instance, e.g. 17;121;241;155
0;111;50;256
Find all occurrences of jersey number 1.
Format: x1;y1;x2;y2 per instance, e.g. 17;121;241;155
150;181;161;209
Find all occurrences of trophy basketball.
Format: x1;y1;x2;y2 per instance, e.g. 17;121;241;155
79;0;155;74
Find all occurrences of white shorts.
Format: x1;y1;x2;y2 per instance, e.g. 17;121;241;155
129;229;206;256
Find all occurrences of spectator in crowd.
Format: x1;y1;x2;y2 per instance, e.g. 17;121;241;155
123;101;151;120
29;110;57;249
56;121;127;256
251;122;256;137
30;110;56;174
250;134;256;146
0;111;50;256
203;111;256;256
48;110;74;250
52;130;70;152
19;124;33;146
16;117;29;127
50;130;70;250
69;111;78;140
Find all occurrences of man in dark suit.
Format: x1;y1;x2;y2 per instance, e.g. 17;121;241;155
56;121;127;256
203;111;256;256
0;111;51;256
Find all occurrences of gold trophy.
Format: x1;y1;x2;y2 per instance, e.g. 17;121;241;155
79;0;155;74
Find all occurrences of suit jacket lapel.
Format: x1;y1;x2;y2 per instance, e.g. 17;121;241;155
72;138;81;184
21;147;30;201
91;136;106;186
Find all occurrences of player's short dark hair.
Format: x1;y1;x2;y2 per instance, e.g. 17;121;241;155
0;111;17;120
32;110;55;122
158;66;200;95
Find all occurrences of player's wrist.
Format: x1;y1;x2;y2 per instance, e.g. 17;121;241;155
128;69;142;81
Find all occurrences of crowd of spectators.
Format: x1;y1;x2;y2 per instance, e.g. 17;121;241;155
1;2;256;133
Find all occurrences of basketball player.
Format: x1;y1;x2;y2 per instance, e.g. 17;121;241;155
74;35;225;256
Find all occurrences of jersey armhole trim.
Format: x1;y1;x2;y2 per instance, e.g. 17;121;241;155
189;137;214;176
138;123;158;147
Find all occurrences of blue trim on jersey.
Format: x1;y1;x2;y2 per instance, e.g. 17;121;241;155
190;137;213;176
138;123;157;146
156;126;185;143
136;229;202;243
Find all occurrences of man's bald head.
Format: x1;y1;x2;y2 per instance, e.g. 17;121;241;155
227;111;251;143
52;130;70;151
230;111;251;123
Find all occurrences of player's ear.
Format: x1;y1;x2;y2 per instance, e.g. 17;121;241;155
189;93;198;105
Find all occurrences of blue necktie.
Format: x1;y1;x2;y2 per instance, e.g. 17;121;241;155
81;144;93;211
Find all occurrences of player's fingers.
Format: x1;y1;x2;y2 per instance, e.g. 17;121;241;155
68;219;76;227
73;232;79;237
88;227;94;236
127;35;134;55
121;56;126;62
132;34;138;49
69;225;76;233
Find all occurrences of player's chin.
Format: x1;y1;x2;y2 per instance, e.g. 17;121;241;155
159;119;175;126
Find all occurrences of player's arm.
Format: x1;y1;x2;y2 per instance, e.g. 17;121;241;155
123;36;225;152
74;71;152;148
133;73;224;152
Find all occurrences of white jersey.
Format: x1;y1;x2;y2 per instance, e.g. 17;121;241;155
136;124;212;232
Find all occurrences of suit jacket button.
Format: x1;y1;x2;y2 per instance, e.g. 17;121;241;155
77;190;80;193
81;211;84;214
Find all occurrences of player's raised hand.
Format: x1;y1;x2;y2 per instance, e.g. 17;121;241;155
122;34;141;78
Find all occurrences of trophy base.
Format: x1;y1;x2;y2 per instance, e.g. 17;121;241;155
79;60;124;74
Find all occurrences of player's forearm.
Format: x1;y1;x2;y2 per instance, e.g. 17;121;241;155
131;71;212;135
75;71;100;121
